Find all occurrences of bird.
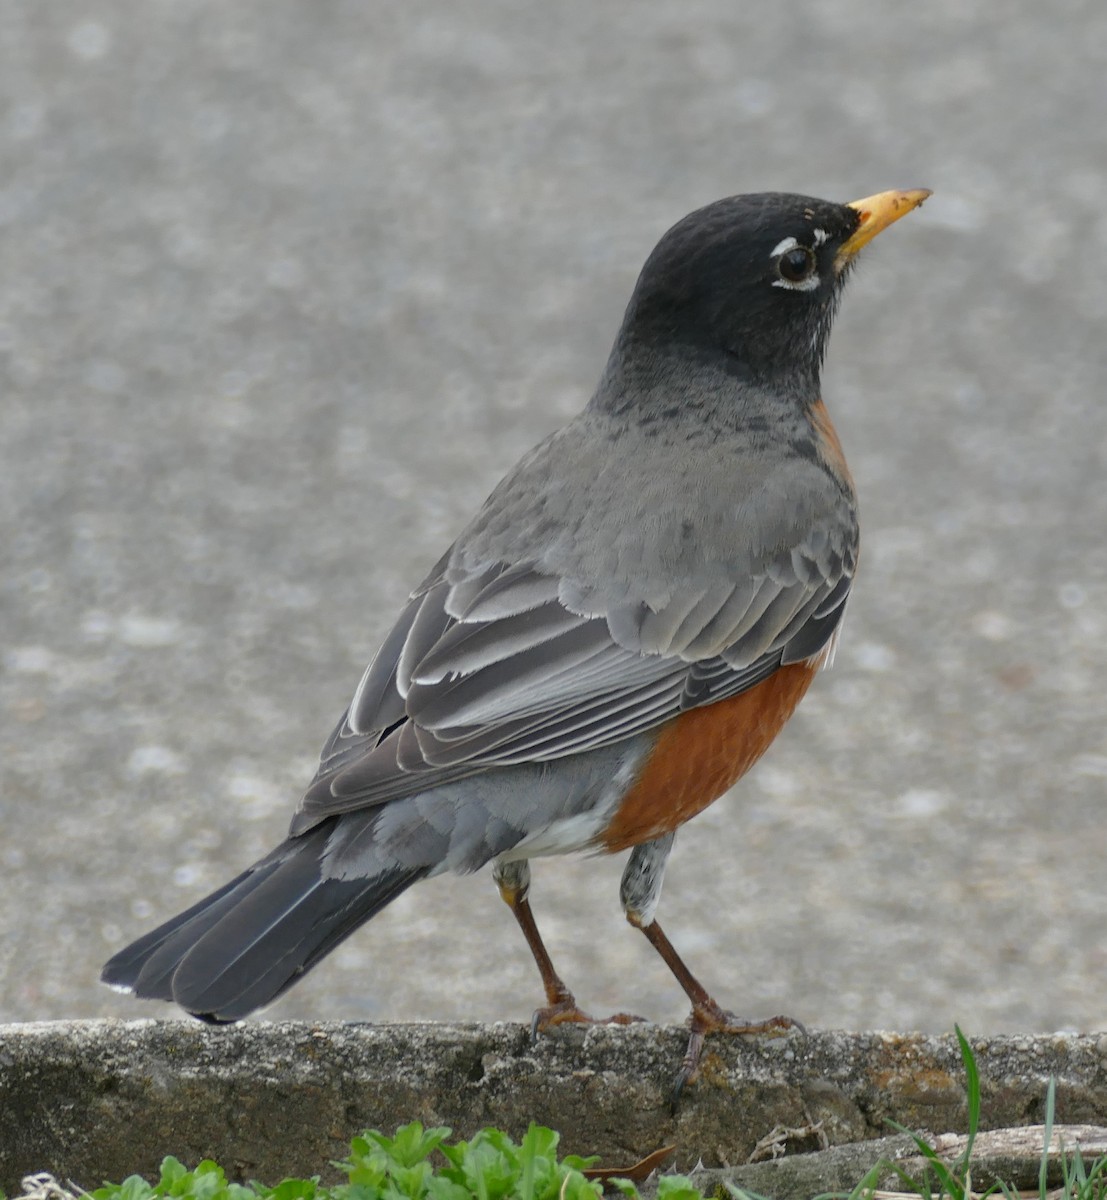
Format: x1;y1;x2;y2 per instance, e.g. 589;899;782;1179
103;187;930;1095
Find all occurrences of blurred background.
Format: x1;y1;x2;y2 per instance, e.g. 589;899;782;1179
2;0;1106;1032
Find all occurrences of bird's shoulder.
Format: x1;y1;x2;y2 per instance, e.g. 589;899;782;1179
449;401;857;610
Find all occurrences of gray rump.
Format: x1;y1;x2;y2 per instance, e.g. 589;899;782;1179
320;738;646;880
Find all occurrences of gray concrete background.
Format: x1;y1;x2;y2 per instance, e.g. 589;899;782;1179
2;2;1105;1031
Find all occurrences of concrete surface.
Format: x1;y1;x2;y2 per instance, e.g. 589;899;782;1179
4;1021;1107;1190
2;2;1106;1033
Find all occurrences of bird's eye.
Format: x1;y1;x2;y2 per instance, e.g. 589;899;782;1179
777;245;817;283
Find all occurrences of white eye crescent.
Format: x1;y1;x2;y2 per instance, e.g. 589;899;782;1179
770;236;820;291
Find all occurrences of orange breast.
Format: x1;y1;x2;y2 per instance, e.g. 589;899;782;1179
600;660;819;852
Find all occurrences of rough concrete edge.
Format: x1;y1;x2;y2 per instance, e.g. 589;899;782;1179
2;1021;1106;1194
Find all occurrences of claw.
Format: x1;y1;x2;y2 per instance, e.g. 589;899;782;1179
531;997;647;1040
669;1002;805;1106
670;1028;704;1113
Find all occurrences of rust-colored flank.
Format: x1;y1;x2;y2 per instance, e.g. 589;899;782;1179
601;660;819;852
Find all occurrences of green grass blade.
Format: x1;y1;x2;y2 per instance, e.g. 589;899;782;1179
1040;1074;1056;1199
954;1024;981;1172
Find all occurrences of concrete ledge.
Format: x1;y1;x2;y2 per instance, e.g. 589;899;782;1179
3;1022;1107;1192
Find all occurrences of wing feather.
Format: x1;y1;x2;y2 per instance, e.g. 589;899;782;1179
295;512;856;828
396;582;455;697
460;563;564;620
346;593;424;737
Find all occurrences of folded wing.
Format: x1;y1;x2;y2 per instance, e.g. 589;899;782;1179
292;514;856;834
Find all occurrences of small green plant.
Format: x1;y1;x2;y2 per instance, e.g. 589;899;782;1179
85;1124;603;1200
77;1123;712;1200
819;1026;1107;1200
881;1025;988;1200
88;1155;263;1200
335;1122;601;1200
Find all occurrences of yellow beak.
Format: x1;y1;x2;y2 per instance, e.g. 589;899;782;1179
837;188;932;267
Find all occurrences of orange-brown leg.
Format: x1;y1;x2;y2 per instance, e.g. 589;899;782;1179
621;836;802;1103
634;915;802;1101
494;858;644;1036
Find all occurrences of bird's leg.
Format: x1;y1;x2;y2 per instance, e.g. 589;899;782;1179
494;858;643;1036
633;917;802;1102
620;834;801;1104
494;858;582;1030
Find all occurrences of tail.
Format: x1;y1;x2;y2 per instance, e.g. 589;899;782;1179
101;819;425;1022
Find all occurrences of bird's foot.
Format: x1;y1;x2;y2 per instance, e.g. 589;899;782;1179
671;999;805;1108
530;996;647;1040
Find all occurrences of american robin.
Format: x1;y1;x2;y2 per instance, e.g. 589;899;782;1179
103;187;930;1094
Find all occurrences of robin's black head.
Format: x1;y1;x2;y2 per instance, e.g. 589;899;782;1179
614;189;930;387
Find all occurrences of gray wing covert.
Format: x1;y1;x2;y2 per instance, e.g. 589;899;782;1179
294;512;856;833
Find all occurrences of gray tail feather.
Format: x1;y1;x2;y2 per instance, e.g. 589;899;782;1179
101;820;425;1022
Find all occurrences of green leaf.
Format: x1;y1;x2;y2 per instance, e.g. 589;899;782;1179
363;1123;452;1170
954;1024;981;1169
811;1158;891;1200
552;1174;602;1200
388;1163;432;1200
342;1184;384;1200
190;1163;231;1200
885;1118;963;1200
559;1156;600;1174
264;1180;318;1200
516;1126;553;1200
468;1140;518;1200
654;1176;703;1200
157;1159;191;1192
1040;1073;1056;1200
117;1176;156;1200
722;1183;776;1200
423;1177;471;1200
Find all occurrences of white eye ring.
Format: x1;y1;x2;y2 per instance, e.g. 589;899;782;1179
770;236;820;292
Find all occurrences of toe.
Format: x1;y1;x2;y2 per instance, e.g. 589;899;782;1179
531;999;596;1037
